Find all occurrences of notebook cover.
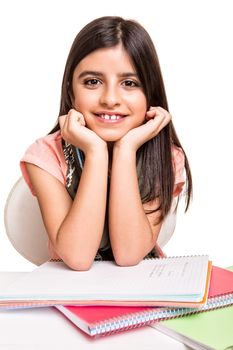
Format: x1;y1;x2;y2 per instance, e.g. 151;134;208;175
208;265;233;297
154;305;233;350
55;265;233;336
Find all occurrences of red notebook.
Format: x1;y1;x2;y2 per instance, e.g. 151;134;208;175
55;266;233;337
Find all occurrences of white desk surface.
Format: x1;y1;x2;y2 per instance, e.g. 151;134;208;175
0;272;191;350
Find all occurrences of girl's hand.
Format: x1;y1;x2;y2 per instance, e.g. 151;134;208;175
115;106;171;151
59;109;106;154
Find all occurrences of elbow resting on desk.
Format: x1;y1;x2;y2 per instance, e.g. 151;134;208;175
58;251;142;271
113;250;143;267
54;237;145;270
54;242;96;271
61;250;142;270
62;256;94;271
114;257;141;267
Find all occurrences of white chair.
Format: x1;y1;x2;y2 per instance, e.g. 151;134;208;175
4;177;49;266
4;177;177;266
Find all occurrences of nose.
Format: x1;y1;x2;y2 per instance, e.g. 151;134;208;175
99;85;121;108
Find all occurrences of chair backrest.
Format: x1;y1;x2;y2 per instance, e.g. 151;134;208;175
4;177;49;266
4;177;177;266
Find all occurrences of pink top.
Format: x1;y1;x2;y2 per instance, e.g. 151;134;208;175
20;131;185;195
20;131;185;258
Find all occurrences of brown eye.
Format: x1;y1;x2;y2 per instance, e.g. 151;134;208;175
84;78;101;89
122;80;139;87
84;78;101;86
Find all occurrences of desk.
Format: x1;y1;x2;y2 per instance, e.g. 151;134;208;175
0;272;190;350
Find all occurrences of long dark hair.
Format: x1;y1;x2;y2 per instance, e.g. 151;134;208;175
50;16;192;217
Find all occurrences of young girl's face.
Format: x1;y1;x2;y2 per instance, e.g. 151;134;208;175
71;44;147;142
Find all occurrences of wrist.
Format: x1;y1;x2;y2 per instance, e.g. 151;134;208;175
113;142;136;161
85;143;109;161
114;137;137;151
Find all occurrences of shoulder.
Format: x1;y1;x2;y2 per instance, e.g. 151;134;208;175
32;130;63;155
171;145;185;174
171;145;185;165
22;131;64;163
20;131;67;195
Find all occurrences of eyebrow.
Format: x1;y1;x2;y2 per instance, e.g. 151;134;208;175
78;70;139;79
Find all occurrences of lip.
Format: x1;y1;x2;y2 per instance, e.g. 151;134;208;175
94;111;128;124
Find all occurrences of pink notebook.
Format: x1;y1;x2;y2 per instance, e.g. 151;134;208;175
56;266;233;337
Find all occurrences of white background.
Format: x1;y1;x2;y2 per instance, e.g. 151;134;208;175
0;0;232;271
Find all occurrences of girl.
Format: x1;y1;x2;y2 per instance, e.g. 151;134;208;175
20;16;192;270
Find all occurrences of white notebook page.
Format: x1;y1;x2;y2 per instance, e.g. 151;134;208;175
0;255;209;302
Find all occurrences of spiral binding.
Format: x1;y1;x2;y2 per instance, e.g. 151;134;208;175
145;254;208;260
49;259;63;262
88;292;233;337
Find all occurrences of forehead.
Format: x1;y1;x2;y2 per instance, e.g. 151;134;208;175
74;44;136;75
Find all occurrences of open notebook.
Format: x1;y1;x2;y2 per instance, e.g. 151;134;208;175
55;265;233;337
0;255;211;308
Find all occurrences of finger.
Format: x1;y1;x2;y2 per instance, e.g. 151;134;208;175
149;106;157;112
79;114;86;126
147;108;171;126
68;109;86;126
146;106;170;117
145;107;160;120
146;115;166;129
156;106;171;118
151;112;171;127
59;109;79;129
149;113;171;136
59;109;83;137
143;111;171;139
158;107;172;122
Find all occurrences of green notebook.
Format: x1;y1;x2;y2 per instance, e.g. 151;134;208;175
154;306;233;350
153;266;233;350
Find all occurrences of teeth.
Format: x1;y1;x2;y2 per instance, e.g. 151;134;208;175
100;114;122;120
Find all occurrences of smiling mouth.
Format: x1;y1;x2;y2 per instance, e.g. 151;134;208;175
94;113;127;122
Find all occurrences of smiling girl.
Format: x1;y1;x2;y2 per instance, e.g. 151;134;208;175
20;16;192;270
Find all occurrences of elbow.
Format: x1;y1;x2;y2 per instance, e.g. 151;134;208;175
62;255;94;271
54;235;95;271
65;259;93;271
114;252;141;267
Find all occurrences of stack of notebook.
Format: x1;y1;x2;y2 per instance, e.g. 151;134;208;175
152;266;233;350
0;255;232;344
55;265;233;337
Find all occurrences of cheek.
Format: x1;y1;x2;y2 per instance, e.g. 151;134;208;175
128;92;147;109
133;97;147;120
73;91;95;111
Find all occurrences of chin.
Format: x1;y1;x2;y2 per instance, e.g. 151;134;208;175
97;131;127;142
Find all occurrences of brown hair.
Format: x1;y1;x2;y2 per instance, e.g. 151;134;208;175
50;16;192;217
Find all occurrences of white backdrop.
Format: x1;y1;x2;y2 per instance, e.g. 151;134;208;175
0;0;232;271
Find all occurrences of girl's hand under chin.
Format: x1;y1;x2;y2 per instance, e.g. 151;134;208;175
115;106;172;152
59;109;106;154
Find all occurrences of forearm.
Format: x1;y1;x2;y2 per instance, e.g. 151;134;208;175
109;146;156;265
55;149;108;269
